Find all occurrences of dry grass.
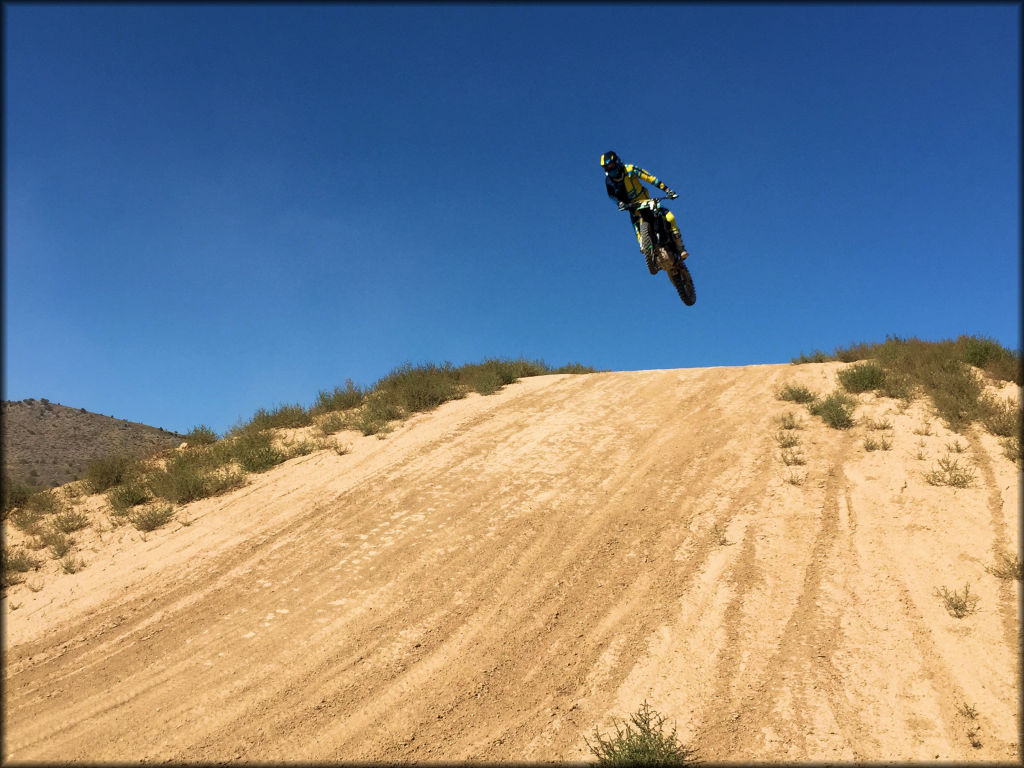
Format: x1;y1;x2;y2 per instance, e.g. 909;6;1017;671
986;551;1022;581
781;448;806;466
935;583;980;618
775;431;800;449
130;504;175;532
863;436;892;452
925;457;976;487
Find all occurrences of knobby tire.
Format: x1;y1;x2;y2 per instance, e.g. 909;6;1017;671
669;260;697;306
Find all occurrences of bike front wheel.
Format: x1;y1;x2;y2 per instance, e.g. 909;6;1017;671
668;261;696;306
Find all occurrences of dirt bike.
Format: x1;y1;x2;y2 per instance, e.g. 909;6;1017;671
623;196;696;306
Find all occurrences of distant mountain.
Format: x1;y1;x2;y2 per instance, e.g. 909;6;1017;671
2;399;183;488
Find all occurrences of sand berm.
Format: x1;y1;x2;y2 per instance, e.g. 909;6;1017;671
3;362;1020;762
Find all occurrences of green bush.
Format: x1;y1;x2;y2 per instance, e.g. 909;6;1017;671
552;361;597;374
107;477;151;513
229;429;287;472
241;403;313;432
183;425;218;445
130;504;175;532
838;363;886;393
585;701;696;765
217;358;594;441
82;454;144;494
374;362;465;413
1001;436;1021;463
777;384;816;404
41;529;72;559
356;394;404;436
316;412;350;435
827;335;1021;429
312;379;364;414
9;507;45;536
3;476;45;514
3;546;41;587
148;452;245;504
791;349;831;364
51;509;90;534
980;396;1021;438
955;335;1022;384
809;391;857;429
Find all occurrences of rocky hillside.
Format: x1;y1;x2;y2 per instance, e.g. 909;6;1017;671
1;399;182;488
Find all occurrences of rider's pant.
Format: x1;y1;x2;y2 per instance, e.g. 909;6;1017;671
631;209;682;250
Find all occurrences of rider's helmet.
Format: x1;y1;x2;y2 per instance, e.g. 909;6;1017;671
601;151;625;181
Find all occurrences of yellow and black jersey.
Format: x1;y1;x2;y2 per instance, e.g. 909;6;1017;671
605;164;672;204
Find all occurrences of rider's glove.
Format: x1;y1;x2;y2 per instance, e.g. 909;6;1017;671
667;190;678;200
617;201;627;211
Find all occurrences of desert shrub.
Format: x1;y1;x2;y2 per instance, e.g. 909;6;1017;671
832;341;880;363
935;583;979;618
374;362;465;413
585;701;696;765
51;509;90;534
229;429;286;473
980;396;1021;438
955;335;1022;384
130;504;175;532
241;403;313;432
356;393;404;436
878;368;915;401
458;358;555;394
9;507;46;536
312;379;364;415
781;448;806;466
148;451;245;504
791;350;831;364
26;489;65;515
2;546;41;587
1001;436;1021;463
3;476;45;514
838;362;886;393
809;391;857;429
282;438;322;458
987;551;1022;581
316;412;349;435
183;425;218;445
776;431;800;449
41;530;72;559
779;412;803;430
552;362;597;374
82;454;144;494
777;384;816;404
60;554;85;574
107;477;151;513
925;456;976;487
828;335;1021;429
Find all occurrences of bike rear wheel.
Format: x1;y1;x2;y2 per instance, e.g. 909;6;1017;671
668;261;696;306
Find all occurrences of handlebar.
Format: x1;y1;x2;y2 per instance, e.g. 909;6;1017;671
621;195;674;211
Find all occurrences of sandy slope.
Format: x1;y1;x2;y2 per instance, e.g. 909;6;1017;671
3;363;1020;763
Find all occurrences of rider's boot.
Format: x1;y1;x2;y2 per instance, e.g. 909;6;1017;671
672;229;689;260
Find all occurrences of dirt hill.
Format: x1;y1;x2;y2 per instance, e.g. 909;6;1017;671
1;399;182;488
2;364;1020;762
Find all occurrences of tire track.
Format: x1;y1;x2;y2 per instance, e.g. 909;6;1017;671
3;365;1018;763
968;426;1020;654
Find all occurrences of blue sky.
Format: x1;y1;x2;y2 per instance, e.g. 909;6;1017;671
4;3;1019;436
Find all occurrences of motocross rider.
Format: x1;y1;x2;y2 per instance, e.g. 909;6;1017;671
601;150;688;263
